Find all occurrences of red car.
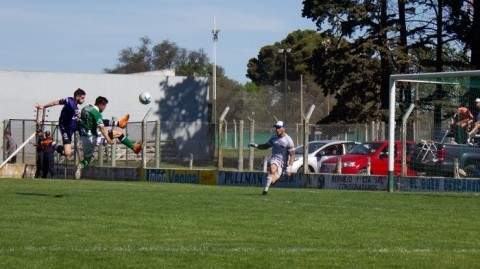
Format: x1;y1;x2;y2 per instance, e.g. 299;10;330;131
320;140;416;176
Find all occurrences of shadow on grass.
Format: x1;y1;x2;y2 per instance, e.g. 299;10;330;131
16;192;66;198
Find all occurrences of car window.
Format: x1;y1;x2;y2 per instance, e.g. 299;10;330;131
294;142;326;155
350;142;383;155
345;143;357;153
323;145;339;155
380;144;398;157
309;142;325;154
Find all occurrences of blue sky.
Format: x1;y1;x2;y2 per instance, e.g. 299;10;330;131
0;0;316;84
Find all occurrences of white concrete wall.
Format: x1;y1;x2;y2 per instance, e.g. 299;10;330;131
0;71;211;159
0;70;208;122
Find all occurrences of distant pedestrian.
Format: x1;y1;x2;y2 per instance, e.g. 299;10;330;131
4;131;17;163
249;120;295;195
42;131;55;178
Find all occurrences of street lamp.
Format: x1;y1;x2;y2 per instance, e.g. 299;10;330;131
278;48;291;124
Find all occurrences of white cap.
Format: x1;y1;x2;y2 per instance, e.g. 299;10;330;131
475;98;480;103
273;121;286;128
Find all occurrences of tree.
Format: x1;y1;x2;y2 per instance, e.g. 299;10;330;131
246;30;321;84
104;36;152;74
105;36;211;77
302;0;399;111
445;0;480;69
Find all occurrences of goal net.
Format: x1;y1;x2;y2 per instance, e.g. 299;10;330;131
387;70;480;189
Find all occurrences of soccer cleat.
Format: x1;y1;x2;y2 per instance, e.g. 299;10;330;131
40;137;53;147
75;164;82;180
262;190;268;195
133;143;143;154
118;114;130;129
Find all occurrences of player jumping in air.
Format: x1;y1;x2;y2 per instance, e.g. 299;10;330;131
249;121;295;195
75;96;142;179
35;88;129;156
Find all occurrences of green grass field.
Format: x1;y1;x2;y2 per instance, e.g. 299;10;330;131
1;178;480;268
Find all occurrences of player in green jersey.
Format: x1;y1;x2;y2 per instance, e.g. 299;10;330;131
75;96;142;179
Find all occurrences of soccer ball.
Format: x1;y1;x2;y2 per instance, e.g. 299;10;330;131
139;91;152;105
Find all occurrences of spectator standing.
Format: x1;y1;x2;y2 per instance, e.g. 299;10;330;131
42;131;56;178
4;131;17;163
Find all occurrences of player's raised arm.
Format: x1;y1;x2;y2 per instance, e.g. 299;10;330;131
35;99;61;109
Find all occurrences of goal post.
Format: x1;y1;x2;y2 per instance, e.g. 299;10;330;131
388;70;480;192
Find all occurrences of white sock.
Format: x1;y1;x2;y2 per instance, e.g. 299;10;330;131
264;174;272;192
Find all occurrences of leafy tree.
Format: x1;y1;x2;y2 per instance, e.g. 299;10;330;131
104;36;152;74
444;0;480;69
302;0;399;112
247;30;321;84
105;36;210;77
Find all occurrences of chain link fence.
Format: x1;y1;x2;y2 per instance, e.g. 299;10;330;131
2;117;407;173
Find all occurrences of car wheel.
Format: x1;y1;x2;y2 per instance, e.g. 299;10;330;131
297;166;315;173
464;165;480;178
357;169;369;175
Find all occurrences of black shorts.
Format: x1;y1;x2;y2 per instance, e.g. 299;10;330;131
59;125;75;145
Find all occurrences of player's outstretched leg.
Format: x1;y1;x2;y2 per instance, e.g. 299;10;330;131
110;130;142;154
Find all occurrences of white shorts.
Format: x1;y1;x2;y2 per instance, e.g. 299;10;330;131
81;136;106;158
267;157;284;177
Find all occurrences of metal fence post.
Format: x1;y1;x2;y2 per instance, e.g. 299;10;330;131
248;118;255;171
142;108;153;169
238;120;244;171
142;120;147;168
367;158;371;175
111;116;116;167
380;121;386;140
218;107;230;170
336;157;342;174
303;105;315;174
98;138;104;167
454;158;459;179
371;121;376;141
233;119;237;149
155;120;160;168
2;120;7;161
22;120;26;163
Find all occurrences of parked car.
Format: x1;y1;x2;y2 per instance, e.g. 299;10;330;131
320;140;417;176
290;140;359;173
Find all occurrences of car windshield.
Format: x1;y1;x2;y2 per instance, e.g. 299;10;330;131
349;142;383;155
295;142;327;155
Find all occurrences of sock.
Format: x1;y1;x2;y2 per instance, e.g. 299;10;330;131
80;159;89;168
264;174;272;192
102;119;118;127
118;134;135;149
54;144;64;154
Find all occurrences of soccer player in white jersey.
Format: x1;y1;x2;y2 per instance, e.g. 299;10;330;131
249;121;295;195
